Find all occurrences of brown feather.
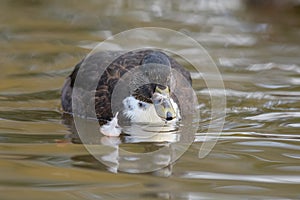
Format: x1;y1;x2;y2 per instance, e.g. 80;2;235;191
61;49;192;123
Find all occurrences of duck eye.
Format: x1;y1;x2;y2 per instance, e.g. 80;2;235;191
138;102;144;108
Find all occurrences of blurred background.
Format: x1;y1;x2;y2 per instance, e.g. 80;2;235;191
0;0;300;199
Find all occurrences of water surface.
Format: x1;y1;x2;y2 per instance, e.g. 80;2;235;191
1;0;300;199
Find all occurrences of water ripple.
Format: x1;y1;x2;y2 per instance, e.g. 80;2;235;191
247;63;300;73
0;110;61;122
235;140;300;151
182;171;300;184
0;90;60;101
245;112;300;122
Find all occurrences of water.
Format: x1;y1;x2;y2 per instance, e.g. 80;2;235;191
1;0;300;199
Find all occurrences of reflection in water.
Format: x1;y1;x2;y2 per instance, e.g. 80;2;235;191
100;136;120;173
62;113;195;174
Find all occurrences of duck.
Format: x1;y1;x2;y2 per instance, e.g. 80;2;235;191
61;49;192;136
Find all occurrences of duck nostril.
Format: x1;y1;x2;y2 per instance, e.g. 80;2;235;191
166;111;173;121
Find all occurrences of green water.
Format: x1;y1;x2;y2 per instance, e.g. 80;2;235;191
1;0;300;199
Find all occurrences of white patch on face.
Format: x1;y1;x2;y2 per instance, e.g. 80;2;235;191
122;96;180;123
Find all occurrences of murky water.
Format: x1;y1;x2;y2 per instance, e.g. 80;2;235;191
1;0;300;199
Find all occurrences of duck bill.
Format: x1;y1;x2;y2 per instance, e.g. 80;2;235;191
153;95;176;121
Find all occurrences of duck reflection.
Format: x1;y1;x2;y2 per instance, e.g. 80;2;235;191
61;113;186;175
